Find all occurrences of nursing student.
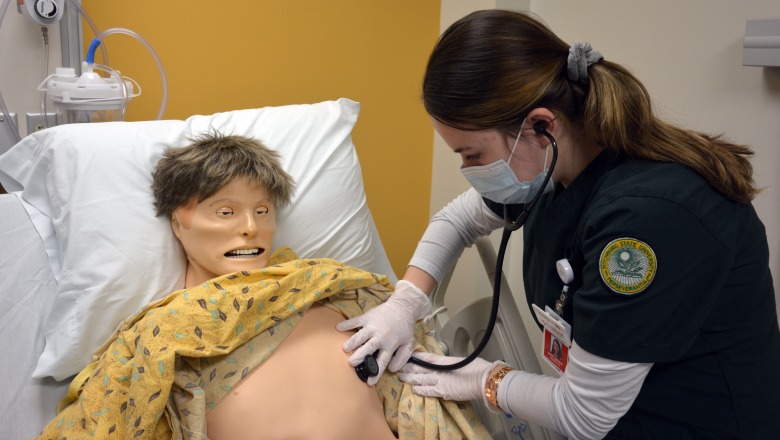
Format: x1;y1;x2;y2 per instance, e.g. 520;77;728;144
338;9;780;439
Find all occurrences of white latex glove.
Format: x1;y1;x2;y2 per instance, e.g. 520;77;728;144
336;280;432;386
398;351;508;405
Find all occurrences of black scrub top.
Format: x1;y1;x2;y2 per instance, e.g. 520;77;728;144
486;151;780;439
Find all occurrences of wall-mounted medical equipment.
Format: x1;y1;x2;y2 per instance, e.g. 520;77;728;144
36;26;167;125
37;63;140;124
19;0;63;26
37;27;166;125
743;18;780;67
0;0;167;147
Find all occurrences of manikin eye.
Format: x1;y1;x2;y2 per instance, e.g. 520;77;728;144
256;207;269;215
216;208;234;216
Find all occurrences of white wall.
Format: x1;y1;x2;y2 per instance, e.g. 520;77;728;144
433;0;780;372
0;3;63;150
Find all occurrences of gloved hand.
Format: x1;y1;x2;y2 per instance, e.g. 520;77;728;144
398;352;508;403
336;280;432;386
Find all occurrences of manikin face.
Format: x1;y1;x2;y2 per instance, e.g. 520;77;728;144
171;177;276;287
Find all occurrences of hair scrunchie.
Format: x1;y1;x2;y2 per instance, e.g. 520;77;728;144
567;42;603;82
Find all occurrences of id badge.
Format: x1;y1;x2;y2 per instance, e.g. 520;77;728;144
532;304;572;375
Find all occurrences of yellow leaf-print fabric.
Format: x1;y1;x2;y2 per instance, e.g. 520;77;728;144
37;248;490;440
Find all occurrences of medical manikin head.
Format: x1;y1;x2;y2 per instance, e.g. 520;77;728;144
152;132;295;287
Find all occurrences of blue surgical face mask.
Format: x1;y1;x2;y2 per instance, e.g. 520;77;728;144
460;123;554;205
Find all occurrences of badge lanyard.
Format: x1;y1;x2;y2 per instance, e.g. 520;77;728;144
531;153;623;375
532;258;574;375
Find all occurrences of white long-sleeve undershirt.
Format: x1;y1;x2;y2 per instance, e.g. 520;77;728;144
498;341;653;440
408;188;503;284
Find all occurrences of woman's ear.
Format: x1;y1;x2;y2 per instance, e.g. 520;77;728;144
527;108;557;137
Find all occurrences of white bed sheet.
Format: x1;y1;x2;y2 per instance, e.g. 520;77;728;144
0;194;69;439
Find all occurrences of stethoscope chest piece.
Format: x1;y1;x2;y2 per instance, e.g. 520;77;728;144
355;350;379;382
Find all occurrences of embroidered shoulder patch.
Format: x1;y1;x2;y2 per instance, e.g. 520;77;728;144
599;237;657;296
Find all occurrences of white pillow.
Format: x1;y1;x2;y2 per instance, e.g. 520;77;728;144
0;98;396;380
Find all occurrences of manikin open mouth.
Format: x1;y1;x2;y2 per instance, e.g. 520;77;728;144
224;248;264;258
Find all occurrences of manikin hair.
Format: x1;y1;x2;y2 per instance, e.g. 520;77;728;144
152;131;295;218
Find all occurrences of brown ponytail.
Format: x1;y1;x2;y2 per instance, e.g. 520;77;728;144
585;62;757;203
423;9;757;203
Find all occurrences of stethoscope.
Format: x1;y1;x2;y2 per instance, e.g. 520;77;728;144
355;121;559;377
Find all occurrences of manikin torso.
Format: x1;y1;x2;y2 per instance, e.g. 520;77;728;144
174;179;396;439
206;304;397;440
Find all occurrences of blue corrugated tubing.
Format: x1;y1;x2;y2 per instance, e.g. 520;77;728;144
85;38;102;64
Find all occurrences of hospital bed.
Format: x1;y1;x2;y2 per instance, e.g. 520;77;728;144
0;98;562;440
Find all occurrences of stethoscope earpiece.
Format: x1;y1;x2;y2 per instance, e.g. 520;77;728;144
533;120;548;134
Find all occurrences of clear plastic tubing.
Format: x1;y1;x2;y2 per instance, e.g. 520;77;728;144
65;0;108;64
87;27;168;120
0;0;109;142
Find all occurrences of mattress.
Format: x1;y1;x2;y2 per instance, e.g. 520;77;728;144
0;194;69;438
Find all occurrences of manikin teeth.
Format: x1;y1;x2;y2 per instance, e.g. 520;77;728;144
225;248;262;257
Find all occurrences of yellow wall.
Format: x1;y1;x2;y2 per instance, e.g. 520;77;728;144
81;0;440;277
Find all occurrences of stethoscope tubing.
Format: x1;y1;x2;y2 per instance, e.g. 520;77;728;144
408;128;558;371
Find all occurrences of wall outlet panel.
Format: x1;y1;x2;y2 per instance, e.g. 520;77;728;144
26;113;58;136
0;112;19;156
